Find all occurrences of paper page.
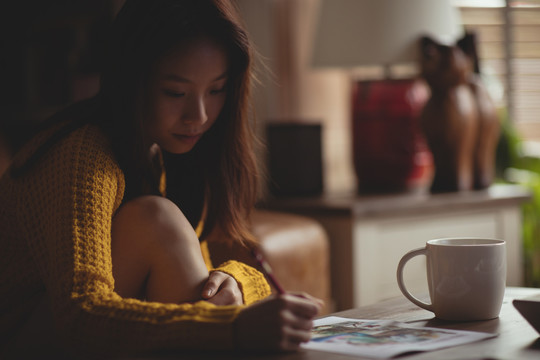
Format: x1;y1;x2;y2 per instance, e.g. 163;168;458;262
302;316;497;358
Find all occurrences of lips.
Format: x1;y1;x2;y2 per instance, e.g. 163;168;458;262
172;133;202;144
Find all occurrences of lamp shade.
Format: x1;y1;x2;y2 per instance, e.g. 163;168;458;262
312;0;464;68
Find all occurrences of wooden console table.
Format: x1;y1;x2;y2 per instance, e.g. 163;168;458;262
263;184;532;310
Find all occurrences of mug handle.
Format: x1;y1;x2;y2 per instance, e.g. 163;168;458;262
396;247;433;312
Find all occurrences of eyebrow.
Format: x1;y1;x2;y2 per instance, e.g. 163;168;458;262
161;72;228;83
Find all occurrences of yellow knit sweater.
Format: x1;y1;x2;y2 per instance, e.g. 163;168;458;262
0;122;270;355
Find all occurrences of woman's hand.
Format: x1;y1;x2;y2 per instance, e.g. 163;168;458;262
201;271;243;305
234;293;324;352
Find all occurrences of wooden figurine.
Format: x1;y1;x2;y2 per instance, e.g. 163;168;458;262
419;32;499;193
458;33;501;190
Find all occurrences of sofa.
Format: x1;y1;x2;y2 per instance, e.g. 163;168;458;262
208;209;332;314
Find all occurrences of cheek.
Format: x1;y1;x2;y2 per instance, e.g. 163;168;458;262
148;93;179;130
144;95;171;143
207;96;227;125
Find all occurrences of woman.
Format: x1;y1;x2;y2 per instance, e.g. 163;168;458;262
0;0;322;356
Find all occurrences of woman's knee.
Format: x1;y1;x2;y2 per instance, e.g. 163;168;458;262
113;195;198;251
111;195;206;301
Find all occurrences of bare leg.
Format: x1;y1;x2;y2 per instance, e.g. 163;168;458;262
111;195;209;303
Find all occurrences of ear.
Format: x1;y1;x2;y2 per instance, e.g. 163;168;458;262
457;32;480;73
420;36;439;60
456;32;475;55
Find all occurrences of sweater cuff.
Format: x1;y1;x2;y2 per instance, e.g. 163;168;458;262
211;260;271;305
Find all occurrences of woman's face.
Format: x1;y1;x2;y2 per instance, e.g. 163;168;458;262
145;37;229;154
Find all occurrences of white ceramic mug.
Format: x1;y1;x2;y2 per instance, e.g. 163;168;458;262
397;237;506;321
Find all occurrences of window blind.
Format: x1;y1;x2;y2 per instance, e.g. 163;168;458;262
458;0;540;140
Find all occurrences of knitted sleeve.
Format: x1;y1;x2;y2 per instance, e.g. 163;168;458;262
211;261;270;306
16;125;267;355
200;238;271;306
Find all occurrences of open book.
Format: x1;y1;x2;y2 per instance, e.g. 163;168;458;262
302;317;496;358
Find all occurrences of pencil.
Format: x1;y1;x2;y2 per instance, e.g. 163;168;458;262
251;248;286;294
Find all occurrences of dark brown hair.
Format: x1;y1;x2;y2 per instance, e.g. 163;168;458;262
100;0;259;244
13;0;259;245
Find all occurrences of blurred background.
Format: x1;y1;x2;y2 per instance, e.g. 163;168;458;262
1;0;539;191
1;0;540;292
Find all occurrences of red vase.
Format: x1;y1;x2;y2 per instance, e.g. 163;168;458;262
352;79;433;193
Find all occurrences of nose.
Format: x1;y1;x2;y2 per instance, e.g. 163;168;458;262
183;95;208;125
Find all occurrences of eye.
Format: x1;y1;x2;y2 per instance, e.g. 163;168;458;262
209;87;226;95
163;89;185;98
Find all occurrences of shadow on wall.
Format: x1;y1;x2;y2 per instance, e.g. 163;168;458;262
0;131;11;177
1;0;115;157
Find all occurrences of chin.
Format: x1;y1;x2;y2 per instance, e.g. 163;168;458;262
165;147;192;154
161;143;195;154
157;136;201;154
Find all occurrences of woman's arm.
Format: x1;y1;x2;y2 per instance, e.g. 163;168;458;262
18;126;245;355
